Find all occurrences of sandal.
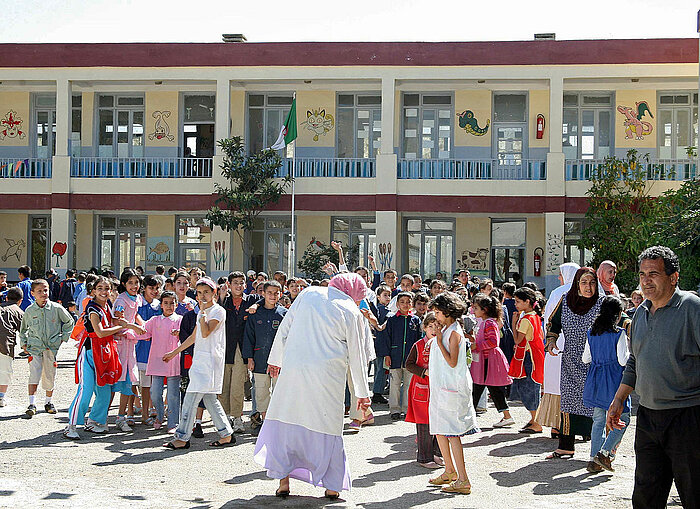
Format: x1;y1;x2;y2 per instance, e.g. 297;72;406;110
275;488;290;498
518;424;542;434
441;479;471;494
546;450;574;459
126;417;136;426
324;490;339;500
429;471;458;485
163;440;190;450
209;437;236;447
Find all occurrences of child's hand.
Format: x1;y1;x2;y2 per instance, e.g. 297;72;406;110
267;364;280;378
384;355;391;367
186;302;195;312
170;329;179;337
130;324;147;335
330;240;342;252
162;351;176;362
247;359;254;371
247;304;258;314
360;308;377;327
113;310;125;319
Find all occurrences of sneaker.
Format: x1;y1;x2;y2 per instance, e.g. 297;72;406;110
250;421;262;437
44;403;57;414
63;425;81;440
249;412;262;427
85;422;108;434
0;397;5;407
475;407;487;415
493;417;515;428
192;423;204;438
231;417;245;434
25;404;37;417
390;412;401;421
153;419;163;430
371;393;387;404
115;417;133;432
593;451;615;472
586;461;604;474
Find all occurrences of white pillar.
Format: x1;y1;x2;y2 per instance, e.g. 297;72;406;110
215;78;231;153
50;208;72;276
375;211;400;273
380;77;395;154
544;212;565;296
55;79;71;157
547;75;565;197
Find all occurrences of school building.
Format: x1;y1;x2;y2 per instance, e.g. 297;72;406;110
0;37;697;290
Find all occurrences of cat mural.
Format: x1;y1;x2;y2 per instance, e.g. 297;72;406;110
301;109;334;141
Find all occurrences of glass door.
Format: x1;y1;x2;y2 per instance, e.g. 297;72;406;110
35;110;56;158
99;216;147;273
581;109;612;159
658;108;692;159
180;246;208;272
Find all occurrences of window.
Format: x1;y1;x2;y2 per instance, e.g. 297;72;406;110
177;216;211;272
493;93;527;166
331;217;376;268
564;219;593;267
563;93;614;160
657;92;698;159
97;95;144;157
98;216;147;273
491;219;525;284
247;94;294;157
405;219;454;278
336;94;381;158
33;94;56;158
71;95;81;157
182;94;215;158
250;217;292;275
402;93;452;159
29;216;50;275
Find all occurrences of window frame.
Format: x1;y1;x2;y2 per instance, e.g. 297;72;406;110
180;93;216;158
27;214;51;276
330;216;377;268
250;216;294;275
400;92;454;160
94;94;145;158
490;218;527;284
562;91;615;160
563;218;593;267
176;215;211;273
335;92;382;159
32;94;56;159
246;92;295;157
403;217;455;278
96;214;148;274
492;92;529;164
656;91;698;160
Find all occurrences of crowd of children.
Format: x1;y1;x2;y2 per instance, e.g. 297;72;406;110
0;249;640;496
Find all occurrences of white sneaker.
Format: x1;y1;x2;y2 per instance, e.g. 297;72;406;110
63;425;81;440
231;417;245;434
85;420;109;434
493;417;515;428
115;417;133;432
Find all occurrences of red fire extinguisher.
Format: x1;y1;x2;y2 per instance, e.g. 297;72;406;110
534;247;543;277
536;114;545;139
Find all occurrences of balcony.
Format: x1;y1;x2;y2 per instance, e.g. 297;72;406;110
0;158;51;178
71;157;213;178
397;158;546;180
566;159;698;181
276;157;375;178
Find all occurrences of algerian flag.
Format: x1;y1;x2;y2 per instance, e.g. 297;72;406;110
271;98;297;150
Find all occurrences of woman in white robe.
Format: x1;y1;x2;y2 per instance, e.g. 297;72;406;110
535;262;580;433
253;273;373;499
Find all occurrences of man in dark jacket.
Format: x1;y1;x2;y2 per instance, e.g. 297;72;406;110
57;269;78;307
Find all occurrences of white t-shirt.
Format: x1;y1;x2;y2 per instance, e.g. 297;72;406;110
186;303;227;394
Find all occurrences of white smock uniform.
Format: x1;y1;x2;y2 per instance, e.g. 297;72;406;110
428;321;477;436
186;303;226;394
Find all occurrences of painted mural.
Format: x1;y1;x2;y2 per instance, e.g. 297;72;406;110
52;242;67;267
148;110;175;142
1;238;25;263
301;109;334;141
457;110;489;136
617;101;653;140
0;110;26;141
546;232;564;273
456;248;489;271
147;236;173;264
213;241;227;271
376;243;393;271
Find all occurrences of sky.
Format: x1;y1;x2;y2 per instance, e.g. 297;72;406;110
3;0;700;43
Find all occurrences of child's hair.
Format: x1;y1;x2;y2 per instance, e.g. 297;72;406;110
91;275;111;295
273;270;287;282
117;268;141;294
142;275;161;289
513;287;543;317
413;292;430;305
287;277;301;285
30;278;48;291
376;284;392;298
400;274;415;284
77;271;86;282
395;291;414;304
590;295;624;336
472;293;502;320
422;311;438;330
429;291;467;320
18;265;31;278
164;277;174;287
65;300;77;309
630;289;643;300
6;286;22;303
160;290;176;303
85;273;99;294
0;270;6;277
280;295;292;307
383;268;397;278
478;278;493;290
217;276;227;286
523;281;539;292
257;272;269;280
263;280;282;292
173;271;189;284
489;287;503;302
66;269;76;278
167;266;178;276
155;265;165;275
502;282;516;297
228;271;245;282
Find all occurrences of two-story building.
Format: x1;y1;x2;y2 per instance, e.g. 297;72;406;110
0;37;696;290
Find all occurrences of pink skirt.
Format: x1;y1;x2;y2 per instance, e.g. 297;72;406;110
253;419;351;492
470;348;512;386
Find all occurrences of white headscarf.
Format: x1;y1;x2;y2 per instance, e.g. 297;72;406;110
559;262;580;286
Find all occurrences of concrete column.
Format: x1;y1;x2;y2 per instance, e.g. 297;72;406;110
55;79;71;157
210;225;232;280
546;76;565;196
215;79;231;155
375;211;400;273
544;212;565;296
50;208;72;276
380;77;395;154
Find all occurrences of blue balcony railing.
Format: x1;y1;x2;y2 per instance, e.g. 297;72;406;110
276;158;375;178
566;158;698;181
71;157;213;178
0;158;51;178
397;158;546;180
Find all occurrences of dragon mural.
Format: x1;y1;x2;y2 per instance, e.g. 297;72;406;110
617;101;653;140
457;110;489;136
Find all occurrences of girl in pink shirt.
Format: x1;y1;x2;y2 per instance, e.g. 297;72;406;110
138;291;182;430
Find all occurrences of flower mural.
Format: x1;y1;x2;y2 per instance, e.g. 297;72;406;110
52;241;67;267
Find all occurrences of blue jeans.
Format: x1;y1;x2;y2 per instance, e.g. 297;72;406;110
175;391;232;441
151;375;181;429
67;348;112;426
591;406;630;460
372;357;387;395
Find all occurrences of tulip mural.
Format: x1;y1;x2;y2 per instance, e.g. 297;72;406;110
214;240;227;271
52;241;67;267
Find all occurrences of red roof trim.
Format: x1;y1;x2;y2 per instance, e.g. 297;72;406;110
0;39;696;68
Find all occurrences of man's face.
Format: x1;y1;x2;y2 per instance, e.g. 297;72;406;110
264;287;281;307
639;258;677;303
31;283;49;306
229;277;245;297
397;296;412;314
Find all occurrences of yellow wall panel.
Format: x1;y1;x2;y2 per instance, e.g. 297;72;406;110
81;92;94;147
75;213;93;269
615;89;656;149
0;213;28;266
145;91;179;147
529;90;550;148
455;217;490;273
147;214;175;238
296;90;335;147
296;215;331;248
0;92;30;147
455;90;492;148
230;90;245;139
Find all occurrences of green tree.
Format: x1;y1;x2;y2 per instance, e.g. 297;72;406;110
297;241;360;280
206;137;293;268
579;150;667;292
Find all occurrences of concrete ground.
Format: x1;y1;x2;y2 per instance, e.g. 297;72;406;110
0;344;681;508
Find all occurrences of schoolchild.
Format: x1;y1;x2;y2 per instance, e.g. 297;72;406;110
369;284;391;404
413;292;430;319
429;279;447;299
405;312;443;468
16;265;34;311
582;296;630;473
0;288;24;407
174;271;198;315
57;269;78;307
163;278;234;449
242;280;287;434
136;275;163;424
286;277;302;304
19;279;74;417
427;292;477;495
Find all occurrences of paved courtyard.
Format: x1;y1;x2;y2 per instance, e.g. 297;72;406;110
0;344;680;508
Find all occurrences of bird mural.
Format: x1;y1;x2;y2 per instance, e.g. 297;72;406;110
2;239;25;262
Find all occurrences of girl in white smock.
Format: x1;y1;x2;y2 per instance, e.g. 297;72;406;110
427;292;477;496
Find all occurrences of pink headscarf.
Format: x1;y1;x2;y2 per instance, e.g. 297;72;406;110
328;273;367;302
597;260;619;295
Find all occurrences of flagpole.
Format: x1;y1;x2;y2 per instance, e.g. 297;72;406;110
289;92;297;277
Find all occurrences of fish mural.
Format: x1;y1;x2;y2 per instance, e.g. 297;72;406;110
147;237;174;264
